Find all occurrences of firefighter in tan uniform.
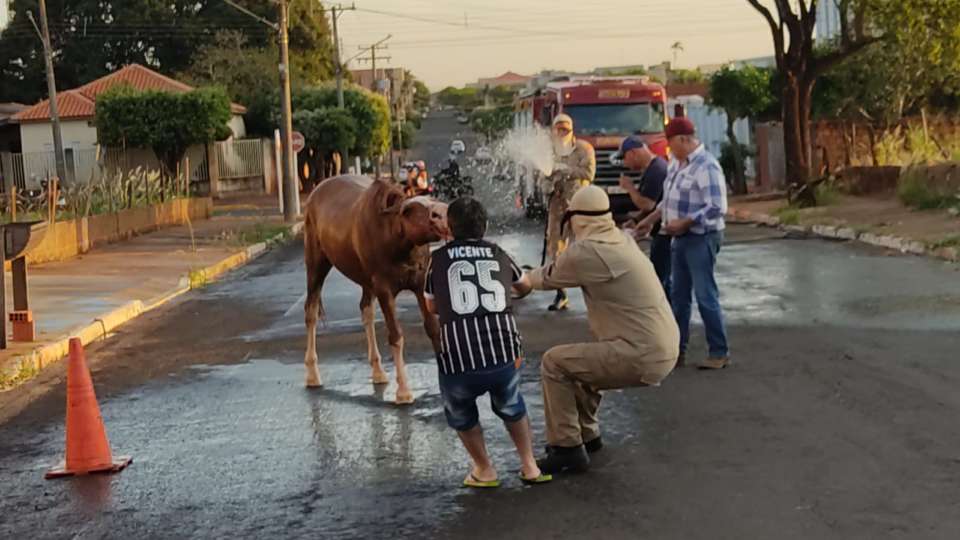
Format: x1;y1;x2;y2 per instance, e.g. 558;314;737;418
515;185;679;474
543;113;596;311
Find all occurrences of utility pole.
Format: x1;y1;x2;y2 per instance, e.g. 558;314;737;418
276;0;298;221
29;1;67;185
357;35;391;180
330;3;355;167
222;0;297;220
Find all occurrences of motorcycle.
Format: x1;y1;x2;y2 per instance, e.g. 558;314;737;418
433;160;474;201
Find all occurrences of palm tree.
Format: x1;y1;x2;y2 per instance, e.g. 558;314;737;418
671;41;684;67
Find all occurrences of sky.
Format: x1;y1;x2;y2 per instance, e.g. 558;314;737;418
336;0;777;90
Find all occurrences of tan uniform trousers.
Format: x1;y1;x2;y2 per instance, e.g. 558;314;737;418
541;339;675;447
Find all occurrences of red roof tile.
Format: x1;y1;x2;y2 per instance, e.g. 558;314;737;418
13;64;246;123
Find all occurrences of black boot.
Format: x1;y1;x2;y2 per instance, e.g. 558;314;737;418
537;445;590;474
548;289;569;311
584;436;603;454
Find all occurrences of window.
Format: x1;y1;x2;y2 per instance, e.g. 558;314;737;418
564;103;666;135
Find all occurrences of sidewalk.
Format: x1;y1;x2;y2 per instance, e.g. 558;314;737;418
0;195;302;388
728;193;960;262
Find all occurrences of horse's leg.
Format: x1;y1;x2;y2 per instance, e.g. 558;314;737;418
361;288;388;384
304;242;332;388
376;288;413;405
415;288;441;355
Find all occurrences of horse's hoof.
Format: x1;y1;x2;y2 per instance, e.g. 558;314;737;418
305;372;323;388
372;371;390;385
395;390;415;405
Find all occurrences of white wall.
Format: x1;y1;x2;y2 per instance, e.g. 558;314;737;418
670;95;754;176
228;115;246;139
20;120;98;155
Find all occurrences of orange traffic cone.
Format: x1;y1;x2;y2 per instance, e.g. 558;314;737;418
46;338;132;479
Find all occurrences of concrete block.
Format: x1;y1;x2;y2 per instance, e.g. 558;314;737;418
88;213;120;247
835;227;859;240
117;207;157;238
812;225;839;238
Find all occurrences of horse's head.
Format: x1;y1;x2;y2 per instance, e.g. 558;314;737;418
377;182;450;246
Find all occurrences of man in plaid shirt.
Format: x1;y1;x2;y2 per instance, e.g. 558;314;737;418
636;117;730;369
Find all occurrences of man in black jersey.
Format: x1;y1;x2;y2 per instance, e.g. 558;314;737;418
425;197;550;487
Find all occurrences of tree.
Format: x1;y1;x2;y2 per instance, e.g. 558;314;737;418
669;69;707;84
392;121;417;151
0;0;334;105
747;0;960;205
436;86;482;110
708;65;774;194
294;107;356;186
95;85;232;180
671;41;684;66
413;79;431;111
470;106;513;144
292;85;390;159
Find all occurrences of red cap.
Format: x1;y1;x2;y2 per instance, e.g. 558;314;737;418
665;117;696;139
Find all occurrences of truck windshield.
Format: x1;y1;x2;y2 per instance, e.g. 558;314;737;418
564;103;665;135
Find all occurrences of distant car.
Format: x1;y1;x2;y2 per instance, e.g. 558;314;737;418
456;114;469;124
473;146;493;162
450;140;466;154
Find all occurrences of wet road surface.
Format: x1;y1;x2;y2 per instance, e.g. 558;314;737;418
1;220;960;539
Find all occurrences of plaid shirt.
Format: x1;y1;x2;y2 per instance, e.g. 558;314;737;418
658;144;727;234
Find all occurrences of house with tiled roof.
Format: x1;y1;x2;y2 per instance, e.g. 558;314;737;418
467;71;532;90
12;64;247;157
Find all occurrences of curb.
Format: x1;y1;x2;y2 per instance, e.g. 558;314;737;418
0;221;304;390
727;207;960;263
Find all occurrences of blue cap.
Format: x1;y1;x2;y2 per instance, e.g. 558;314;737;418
613;135;647;160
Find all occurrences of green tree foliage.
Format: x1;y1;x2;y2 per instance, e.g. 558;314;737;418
292;85;390;159
293;108;357;159
392;121;417;151
814;4;960;124
436;87;482;110
708;65;774;193
413;80;431;111
746;0;960;205
0;0;333;104
470;106;513;144
669;69;707;84
95;85;232;176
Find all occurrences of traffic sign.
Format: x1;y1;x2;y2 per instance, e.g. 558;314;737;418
291;131;306;153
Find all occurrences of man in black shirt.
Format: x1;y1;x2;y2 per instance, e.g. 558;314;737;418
425;197;550;487
615;135;671;300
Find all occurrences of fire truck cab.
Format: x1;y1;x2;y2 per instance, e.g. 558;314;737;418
514;76;668;217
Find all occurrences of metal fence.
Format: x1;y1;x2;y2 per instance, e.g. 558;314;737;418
216;139;263;179
0;146;214;193
0;149;102;191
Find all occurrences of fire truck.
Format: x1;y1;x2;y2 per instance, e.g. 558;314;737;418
513;76;668;217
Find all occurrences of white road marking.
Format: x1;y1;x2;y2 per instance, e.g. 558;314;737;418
284;292;307;317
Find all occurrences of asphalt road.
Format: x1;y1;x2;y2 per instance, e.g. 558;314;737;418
2;115;960;539
2;221;960;539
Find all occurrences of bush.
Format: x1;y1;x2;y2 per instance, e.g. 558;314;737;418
897;167;960;209
719;142;755;182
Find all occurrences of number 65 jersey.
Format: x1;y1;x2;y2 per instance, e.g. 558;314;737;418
425;239;524;375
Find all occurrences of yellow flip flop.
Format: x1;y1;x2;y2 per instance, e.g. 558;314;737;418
463;473;500;489
519;472;553;485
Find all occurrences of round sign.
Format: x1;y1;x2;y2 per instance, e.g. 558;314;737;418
291;131;306;153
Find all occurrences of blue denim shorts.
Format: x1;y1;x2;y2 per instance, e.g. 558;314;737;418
439;364;527;431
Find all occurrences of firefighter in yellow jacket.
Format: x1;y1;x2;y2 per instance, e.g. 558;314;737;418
543;113;596;311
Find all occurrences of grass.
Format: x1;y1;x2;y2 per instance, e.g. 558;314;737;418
774;206;802;226
926;235;960;251
0;361;39;390
188;268;209;289
897;169;958;210
218;223;292;248
814;181;842;206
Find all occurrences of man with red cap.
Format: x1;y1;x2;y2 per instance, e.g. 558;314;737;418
636;117;730;369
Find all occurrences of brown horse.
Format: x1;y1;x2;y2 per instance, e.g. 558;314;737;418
303;175;448;404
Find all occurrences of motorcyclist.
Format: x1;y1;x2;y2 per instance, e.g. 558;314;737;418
403;160;430;197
